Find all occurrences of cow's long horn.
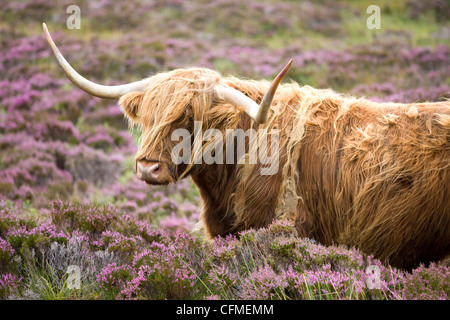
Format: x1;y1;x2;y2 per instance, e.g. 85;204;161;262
215;59;292;124
43;23;148;99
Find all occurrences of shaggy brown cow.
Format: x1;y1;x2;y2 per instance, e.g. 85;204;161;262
43;24;450;270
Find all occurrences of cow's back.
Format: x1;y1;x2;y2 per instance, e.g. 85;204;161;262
294;98;450;270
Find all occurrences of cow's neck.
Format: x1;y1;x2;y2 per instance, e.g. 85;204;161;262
191;163;239;237
190;111;256;238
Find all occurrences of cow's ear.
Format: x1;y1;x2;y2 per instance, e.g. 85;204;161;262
119;92;144;123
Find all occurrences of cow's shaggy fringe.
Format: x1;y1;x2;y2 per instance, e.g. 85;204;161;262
119;67;450;270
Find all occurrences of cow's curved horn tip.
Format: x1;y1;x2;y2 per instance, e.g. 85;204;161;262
283;59;293;73
42;23;50;37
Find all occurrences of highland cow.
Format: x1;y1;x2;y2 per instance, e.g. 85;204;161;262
43;24;450;270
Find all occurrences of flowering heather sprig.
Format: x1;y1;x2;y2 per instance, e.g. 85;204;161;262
207;264;238;294
131;220;166;244
7;223;70;251
0;273;21;299
97;263;132;293
210;234;240;260
400;263;449;300
119;250;195;299
289;265;371;300
0;203;37;237
101;230;143;258
239;264;288;300
116;233;199;299
0;237;15;272
119;265;153;300
50;200;119;235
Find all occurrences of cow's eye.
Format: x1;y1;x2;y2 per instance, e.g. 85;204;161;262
185;116;194;129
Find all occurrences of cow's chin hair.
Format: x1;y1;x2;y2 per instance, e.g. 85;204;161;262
144;180;171;186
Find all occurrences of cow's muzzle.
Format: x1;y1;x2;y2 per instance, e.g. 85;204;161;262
136;161;174;185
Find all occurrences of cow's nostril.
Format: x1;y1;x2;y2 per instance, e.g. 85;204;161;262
138;162;160;180
149;163;159;174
